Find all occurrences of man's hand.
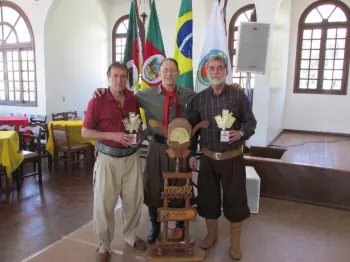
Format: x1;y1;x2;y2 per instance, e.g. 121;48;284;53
93;88;106;98
108;132;133;147
189;156;197;171
230;83;241;88
228;130;241;144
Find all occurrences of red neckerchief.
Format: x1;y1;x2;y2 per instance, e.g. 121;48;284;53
161;85;179;130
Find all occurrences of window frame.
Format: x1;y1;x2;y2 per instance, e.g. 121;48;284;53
293;0;350;95
112;15;129;63
0;1;37;107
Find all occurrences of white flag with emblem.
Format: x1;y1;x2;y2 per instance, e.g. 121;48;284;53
195;0;232;92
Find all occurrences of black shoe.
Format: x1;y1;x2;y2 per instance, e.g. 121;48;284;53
147;223;160;244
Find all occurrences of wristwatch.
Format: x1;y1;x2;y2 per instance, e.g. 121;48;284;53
239;130;244;138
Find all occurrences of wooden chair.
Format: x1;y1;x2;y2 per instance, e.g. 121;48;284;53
0;125;16;131
52;112;67;121
66;111;77;120
18;126;43;190
50;124;92;177
29;114;47;124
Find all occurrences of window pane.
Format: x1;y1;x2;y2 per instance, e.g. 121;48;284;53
301;60;309;69
13;61;18;70
333;70;342;79
116;54;122;62
15;17;31;42
303;30;312;39
23;82;28;91
6;31;17;44
7;51;12;61
313;29;322;39
8;81;13;90
311;50;319;59
317;5;336;20
323;70;333;79
14;81;20;90
302;40;311;49
0;91;5;100
309;70;318;79
325;50;334;59
335;50;344;59
332;80;342;90
29;72;34;81
122;38;126;45
28;61;34;71
0;81;3;89
23;92;29;101
13;51;18;60
8;73;13;81
302;50;310;59
28;51;34;60
337;28;347;38
29;82;35;91
116;19;128;33
334;60;343;69
336;39;345;48
116;46;122;53
309;80;317;89
300;70;309;78
15;91;20;100
299;80;308;89
324;60;333;69
326;39;335;48
305;9;322;23
29;92;35;101
22;62;27;70
22;72;28;81
116;38;121;45
312;40;320;49
2;7;20;25
310;60;319;69
322;80;332;90
328;29;336;38
0;73;3;80
21;51;27;60
328;8;347;22
9;92;14;100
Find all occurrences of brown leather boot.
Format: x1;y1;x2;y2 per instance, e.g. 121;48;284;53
200;219;218;250
230;221;243;260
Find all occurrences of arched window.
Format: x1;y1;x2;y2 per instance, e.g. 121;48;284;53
294;0;350;95
0;1;36;106
228;4;256;87
112;15;128;62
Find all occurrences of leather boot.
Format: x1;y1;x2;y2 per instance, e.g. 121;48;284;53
230;221;243;260
200;219;218;250
147;207;160;244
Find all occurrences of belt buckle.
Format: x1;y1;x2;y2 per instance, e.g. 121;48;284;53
214;152;222;160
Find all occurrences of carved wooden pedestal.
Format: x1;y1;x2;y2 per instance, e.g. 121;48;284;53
146;118;208;262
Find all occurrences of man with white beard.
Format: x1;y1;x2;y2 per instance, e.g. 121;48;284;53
185;54;257;260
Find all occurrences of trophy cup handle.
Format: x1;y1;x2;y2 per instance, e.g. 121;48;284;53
148;119;168;137
191;120;209;137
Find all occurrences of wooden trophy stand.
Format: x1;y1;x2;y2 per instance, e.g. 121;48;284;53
146;118;208;262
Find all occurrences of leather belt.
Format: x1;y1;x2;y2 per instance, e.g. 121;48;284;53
153;135;167;144
95;142;137;158
202;147;243;160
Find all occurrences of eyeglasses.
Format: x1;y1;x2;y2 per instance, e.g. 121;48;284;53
161;69;179;75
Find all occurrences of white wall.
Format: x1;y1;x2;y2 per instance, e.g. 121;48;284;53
0;0;53;116
283;0;350;134
266;0;291;144
44;0;108;120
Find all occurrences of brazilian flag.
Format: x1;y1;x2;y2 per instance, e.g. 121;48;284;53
173;0;193;89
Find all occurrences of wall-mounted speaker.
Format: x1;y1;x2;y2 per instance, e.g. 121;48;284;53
234;22;271;74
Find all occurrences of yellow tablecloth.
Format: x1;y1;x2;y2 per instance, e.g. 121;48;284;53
0;131;24;177
46;120;95;155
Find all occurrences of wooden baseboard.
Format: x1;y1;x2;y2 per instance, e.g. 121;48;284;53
268;129;284;146
283;129;350;137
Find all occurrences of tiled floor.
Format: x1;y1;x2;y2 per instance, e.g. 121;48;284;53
21;198;350;262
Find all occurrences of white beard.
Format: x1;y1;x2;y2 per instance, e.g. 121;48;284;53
209;76;225;86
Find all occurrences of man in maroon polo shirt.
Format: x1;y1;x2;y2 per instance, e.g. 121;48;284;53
82;62;147;262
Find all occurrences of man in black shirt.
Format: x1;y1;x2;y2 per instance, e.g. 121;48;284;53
186;54;257;260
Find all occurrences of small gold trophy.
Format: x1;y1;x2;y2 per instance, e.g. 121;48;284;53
122;112;142;146
215;109;236;142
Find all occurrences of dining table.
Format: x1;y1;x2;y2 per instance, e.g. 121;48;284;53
0;131;24;177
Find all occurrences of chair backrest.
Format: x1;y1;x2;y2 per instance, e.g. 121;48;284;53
30;114;47;123
0;125;16;131
18;126;41;152
51;124;71;150
52;112;68;121
66;111;77;120
29;122;48;140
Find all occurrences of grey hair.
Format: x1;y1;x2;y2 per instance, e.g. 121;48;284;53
206;54;228;69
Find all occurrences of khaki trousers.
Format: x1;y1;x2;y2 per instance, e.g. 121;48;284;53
93;151;143;252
